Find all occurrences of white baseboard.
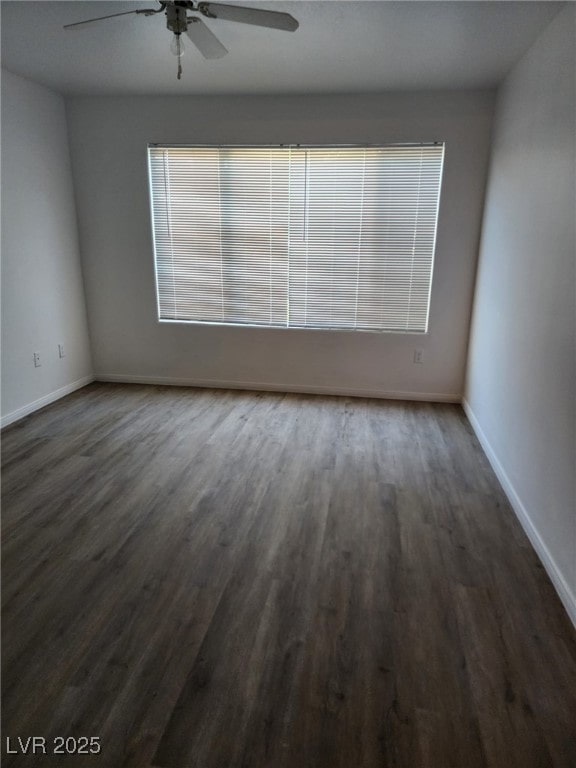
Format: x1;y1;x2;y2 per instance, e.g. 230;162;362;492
1;375;95;429
463;398;576;629
95;373;461;404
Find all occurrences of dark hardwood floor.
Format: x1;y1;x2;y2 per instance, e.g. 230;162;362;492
2;383;575;767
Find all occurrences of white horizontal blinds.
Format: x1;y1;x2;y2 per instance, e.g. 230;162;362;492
149;146;290;325
219;149;289;326
287;149;368;329
148;143;444;331
286;146;444;331
149;148;222;321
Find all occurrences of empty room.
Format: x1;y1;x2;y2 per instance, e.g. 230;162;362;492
1;1;575;766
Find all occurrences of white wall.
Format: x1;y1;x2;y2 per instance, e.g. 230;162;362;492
66;90;493;400
465;7;576;623
1;70;93;426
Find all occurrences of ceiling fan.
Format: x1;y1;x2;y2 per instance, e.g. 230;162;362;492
64;1;299;80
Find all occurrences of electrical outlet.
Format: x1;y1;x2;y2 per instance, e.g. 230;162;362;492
33;352;41;368
413;348;424;364
58;344;65;359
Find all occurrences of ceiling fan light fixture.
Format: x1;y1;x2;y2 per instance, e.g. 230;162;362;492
170;32;185;57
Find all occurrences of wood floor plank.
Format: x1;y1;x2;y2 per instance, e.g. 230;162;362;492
2;383;575;768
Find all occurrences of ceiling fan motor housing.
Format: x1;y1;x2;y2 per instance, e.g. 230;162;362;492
166;2;190;34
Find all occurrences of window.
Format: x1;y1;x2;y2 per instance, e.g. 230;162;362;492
148;143;444;332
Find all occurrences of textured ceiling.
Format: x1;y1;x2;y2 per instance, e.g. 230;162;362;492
0;1;563;96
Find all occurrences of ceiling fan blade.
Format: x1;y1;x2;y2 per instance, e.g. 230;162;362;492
198;2;298;32
186;17;228;59
63;7;161;30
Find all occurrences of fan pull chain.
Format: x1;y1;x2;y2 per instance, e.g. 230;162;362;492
177;55;183;80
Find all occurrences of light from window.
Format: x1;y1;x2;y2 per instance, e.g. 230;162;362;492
148;144;444;332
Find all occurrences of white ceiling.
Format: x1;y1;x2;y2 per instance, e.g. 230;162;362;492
1;1;564;96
